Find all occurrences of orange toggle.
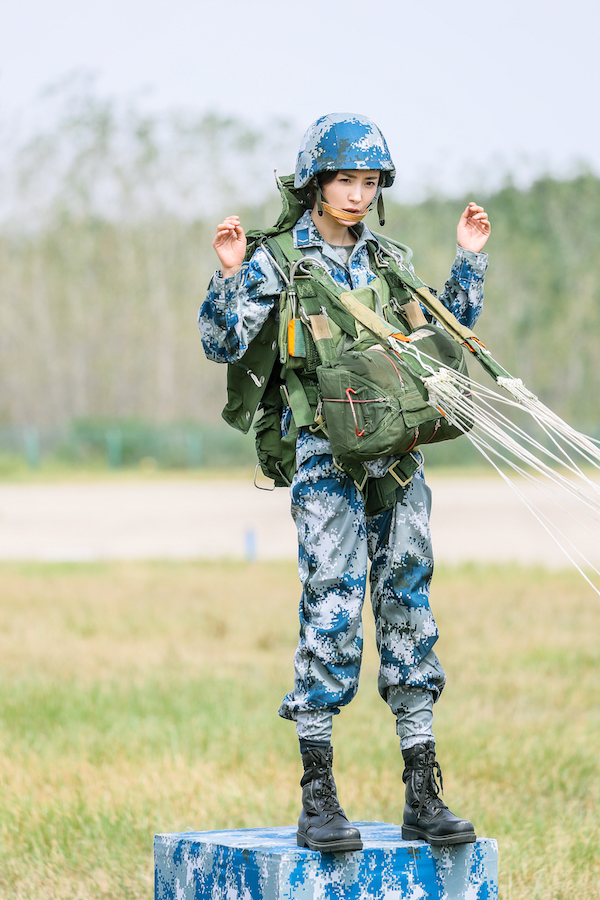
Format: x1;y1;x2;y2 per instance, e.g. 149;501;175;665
464;336;487;353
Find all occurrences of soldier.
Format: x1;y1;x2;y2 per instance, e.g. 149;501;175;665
199;113;491;853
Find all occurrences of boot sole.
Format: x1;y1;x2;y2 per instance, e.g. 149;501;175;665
297;832;363;853
401;825;476;847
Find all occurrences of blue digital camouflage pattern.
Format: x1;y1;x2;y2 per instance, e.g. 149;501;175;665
154;823;499;900
294;113;396;188
199;210;488;364
199;207;488;735
278;438;445;722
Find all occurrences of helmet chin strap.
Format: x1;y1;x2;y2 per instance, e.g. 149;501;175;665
320;201;368;225
314;178;386;227
377;193;386;227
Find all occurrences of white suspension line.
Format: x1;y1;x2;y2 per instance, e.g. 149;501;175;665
466;422;600;542
377;333;600;592
462;431;600;598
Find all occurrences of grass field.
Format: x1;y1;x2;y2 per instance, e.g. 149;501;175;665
0;559;599;899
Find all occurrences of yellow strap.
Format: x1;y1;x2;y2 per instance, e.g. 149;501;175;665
336;291;396;340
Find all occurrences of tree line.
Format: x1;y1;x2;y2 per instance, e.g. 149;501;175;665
1;81;599;439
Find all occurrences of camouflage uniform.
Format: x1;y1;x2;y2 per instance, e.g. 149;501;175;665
199;211;488;748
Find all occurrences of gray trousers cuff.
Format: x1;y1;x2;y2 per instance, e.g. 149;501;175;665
387;685;435;750
295;709;334;744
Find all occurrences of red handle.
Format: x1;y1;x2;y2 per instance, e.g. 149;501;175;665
346;388;365;437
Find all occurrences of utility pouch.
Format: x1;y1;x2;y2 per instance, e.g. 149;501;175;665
253;380;298;487
316;324;472;467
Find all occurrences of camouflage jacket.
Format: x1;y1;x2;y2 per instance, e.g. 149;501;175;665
198;211;488;365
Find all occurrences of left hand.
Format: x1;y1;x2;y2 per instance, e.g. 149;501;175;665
457;202;491;253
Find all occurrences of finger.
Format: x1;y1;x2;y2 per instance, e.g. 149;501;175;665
215;216;241;232
214;224;242;242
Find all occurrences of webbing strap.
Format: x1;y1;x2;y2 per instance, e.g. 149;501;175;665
268;229;477;348
373;234;479;344
379;247;511;380
340;451;423;514
262;232;425;501
264;232;303;281
285;370;316;429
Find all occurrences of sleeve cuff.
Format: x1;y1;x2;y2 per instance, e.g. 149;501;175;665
455;244;488;275
214;269;243;286
210;268;244;304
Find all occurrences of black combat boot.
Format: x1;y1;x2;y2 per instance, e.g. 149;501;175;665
401;742;476;846
297;746;363;853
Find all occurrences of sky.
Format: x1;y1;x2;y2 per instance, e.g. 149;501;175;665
1;0;599;201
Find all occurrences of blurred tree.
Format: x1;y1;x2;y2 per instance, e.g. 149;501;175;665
0;77;598;436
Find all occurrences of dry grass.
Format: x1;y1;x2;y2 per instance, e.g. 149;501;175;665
0;559;599;898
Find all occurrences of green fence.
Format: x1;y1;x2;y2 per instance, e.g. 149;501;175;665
0;419;258;471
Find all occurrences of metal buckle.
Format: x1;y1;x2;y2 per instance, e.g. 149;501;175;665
332;458;369;493
254;464;276;491
387;451;423;487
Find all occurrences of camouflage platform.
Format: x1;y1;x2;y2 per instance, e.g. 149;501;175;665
154;821;498;900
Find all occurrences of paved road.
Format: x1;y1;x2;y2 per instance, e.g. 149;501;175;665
0;475;598;569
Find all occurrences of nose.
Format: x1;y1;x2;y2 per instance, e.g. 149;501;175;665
348;182;363;202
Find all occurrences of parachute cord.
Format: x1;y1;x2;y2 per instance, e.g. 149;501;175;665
462;430;600;598
409;347;600;500
380;339;600;592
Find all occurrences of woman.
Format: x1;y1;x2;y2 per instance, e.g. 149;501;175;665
199;113;491;852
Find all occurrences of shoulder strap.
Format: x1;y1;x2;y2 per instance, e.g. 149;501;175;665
370;233;479;345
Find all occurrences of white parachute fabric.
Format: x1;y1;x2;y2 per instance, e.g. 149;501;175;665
390;339;600;595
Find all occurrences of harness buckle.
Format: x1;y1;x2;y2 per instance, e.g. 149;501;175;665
332;458;369;493
387;451;423;487
253;464;276;491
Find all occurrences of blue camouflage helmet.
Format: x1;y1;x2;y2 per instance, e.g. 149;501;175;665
294;113;396;189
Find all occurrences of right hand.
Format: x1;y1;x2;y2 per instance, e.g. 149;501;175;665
213;215;246;278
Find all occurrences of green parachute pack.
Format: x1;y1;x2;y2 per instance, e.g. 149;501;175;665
221;174;472;509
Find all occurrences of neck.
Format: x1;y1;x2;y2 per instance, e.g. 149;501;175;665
310;207;357;246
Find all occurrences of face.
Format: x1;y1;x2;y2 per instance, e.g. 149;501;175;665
320;170;380;224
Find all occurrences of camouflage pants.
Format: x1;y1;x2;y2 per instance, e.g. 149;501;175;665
278;450;446;726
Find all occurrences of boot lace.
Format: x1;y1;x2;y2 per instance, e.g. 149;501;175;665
302;749;342;814
407;747;447;817
315;767;342;814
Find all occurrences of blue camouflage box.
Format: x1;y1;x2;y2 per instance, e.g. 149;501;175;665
154;821;498;900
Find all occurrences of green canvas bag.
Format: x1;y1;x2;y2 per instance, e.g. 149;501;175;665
316;323;472;469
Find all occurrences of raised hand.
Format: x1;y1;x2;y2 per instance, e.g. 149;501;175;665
457;203;491;253
213;215;247;277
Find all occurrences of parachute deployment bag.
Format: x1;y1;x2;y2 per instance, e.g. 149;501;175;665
316;322;471;468
262;230;473;470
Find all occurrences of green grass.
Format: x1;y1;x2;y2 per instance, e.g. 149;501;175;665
0;560;599;898
0;456;259;483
